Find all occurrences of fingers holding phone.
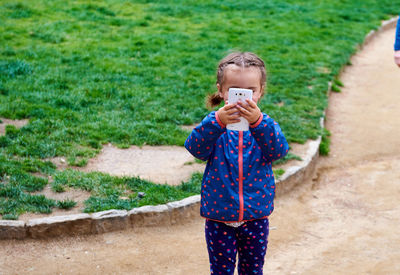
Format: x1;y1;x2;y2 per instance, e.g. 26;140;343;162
237;99;261;125
217;104;241;126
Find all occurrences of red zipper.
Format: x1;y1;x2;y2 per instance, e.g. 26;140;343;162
238;131;244;221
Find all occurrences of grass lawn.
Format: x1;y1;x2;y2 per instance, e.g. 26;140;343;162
0;0;398;219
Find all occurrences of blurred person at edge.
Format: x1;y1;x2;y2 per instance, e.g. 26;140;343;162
394;15;400;67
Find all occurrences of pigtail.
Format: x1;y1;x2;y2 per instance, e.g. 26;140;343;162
206;93;223;109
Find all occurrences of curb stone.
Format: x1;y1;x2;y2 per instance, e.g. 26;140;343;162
92;210;129;234
129;205;171;227
1;17;397;240
0;220;26;239
166;195;201;224
27;214;92;238
275;136;322;197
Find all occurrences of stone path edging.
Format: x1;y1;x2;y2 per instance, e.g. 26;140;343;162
0;17;397;240
275;125;322;198
0;196;202;239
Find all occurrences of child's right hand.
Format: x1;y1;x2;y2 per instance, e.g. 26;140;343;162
395;51;400;67
217;103;241;126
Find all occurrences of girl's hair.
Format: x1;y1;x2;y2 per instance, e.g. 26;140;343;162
207;52;267;108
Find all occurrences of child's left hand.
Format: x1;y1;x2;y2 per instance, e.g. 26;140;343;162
236;99;262;125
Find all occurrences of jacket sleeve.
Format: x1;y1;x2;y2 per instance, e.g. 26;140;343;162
249;113;289;163
184;111;226;161
395;16;400;51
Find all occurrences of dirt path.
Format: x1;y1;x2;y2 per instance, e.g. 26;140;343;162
265;25;400;274
1;26;400;275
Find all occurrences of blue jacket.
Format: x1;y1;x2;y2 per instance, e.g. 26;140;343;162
185;111;289;223
395;16;400;51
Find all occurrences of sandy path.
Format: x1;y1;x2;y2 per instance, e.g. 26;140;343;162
1;26;400;275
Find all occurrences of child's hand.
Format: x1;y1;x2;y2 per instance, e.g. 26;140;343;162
236;99;262;125
217;103;241;126
395;51;400;67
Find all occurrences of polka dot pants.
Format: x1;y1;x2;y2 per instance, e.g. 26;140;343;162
205;218;269;275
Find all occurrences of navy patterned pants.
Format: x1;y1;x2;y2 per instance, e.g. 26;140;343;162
205;218;269;275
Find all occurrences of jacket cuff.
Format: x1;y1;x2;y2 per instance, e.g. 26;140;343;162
250;113;263;128
215;111;226;128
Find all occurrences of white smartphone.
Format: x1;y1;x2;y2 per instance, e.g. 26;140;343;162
227;88;253;131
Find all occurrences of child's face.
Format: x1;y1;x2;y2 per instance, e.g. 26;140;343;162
217;64;264;104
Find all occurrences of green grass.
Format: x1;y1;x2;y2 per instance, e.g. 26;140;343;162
0;0;398;219
273;169;285;179
319;128;331;156
83;172;202;213
56;199;77;209
272;152;302;165
0;161;202;218
331;78;344;93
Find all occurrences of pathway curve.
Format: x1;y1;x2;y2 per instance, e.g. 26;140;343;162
265;24;400;274
1;25;400;275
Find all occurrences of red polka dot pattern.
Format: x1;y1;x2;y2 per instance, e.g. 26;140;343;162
185;111;289;222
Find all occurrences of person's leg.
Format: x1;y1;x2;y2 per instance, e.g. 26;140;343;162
205;219;238;275
236;218;269;275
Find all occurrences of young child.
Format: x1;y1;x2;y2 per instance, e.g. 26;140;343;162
185;52;289;274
